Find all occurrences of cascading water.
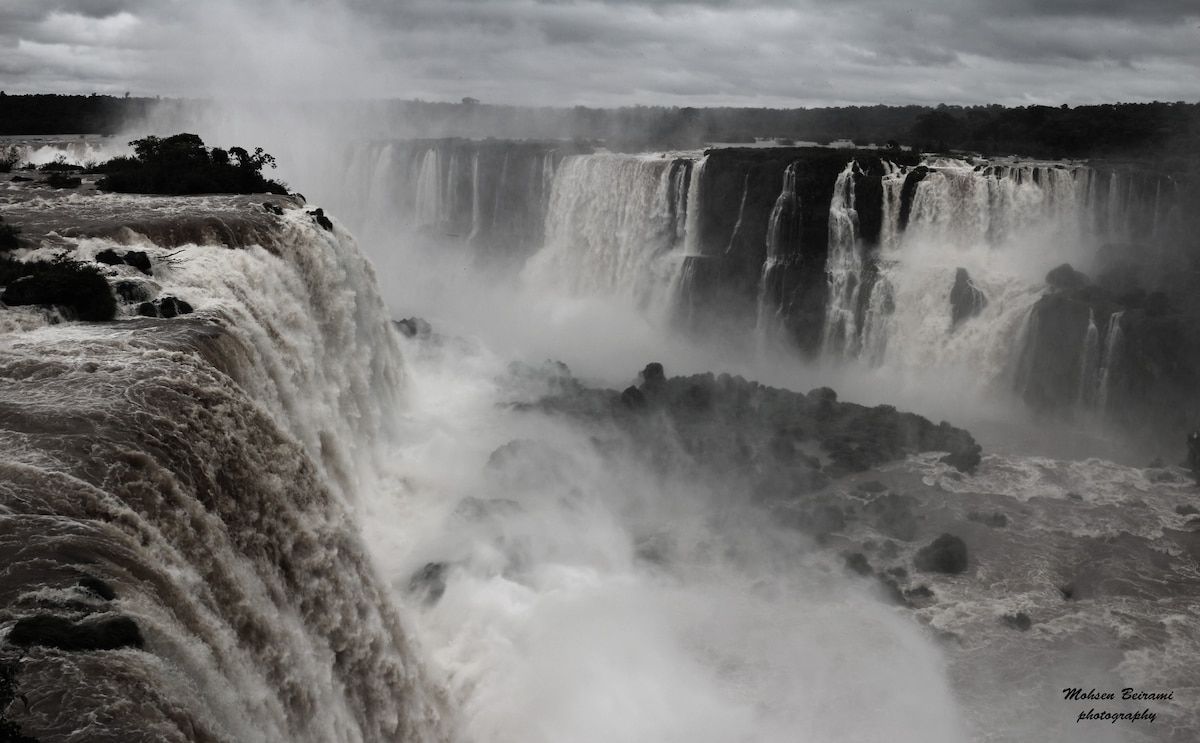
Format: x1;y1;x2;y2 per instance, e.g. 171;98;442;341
1096;310;1124;413
822;161;865;357
523;153;696;322
1077;309;1101;409
754;162;799;349
0;192;450;742
833;159;1101;394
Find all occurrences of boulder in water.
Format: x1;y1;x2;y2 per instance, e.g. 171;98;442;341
407;562;447;605
1045;263;1089;289
949;267;987;328
8;614;144;651
395;317;432;338
914;533;969;573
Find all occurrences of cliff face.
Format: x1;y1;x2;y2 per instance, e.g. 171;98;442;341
681;147;917;353
327;139;1200;448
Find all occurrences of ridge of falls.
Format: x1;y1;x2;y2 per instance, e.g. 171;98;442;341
0;197;450;743
313;139;1189;434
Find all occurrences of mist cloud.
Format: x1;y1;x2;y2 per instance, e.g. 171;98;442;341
0;0;1196;105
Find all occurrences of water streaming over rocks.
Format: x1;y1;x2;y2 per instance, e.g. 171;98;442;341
0;186;450;742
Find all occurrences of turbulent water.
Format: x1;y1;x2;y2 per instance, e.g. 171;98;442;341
2;140;1198;742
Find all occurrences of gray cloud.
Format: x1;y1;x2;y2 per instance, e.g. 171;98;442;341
0;0;1196;106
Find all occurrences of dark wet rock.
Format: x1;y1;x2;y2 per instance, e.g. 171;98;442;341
308;208;333;231
640;362;666;389
157;296;193;318
914;533;969;574
843;552;872;576
8;614;144;651
1000;612;1032;632
949;267;987;328
519;362;982;500
395;316;432;338
863;493;919;542
137;296;193;318
77;577;117;601
95;248;124;266
407;562;447;605
124;251;151;274
45;173;81;189
11;175;33;182
1059;584;1076;600
262;201;285;216
1066;491;1083;501
906;584;934;599
1175;505;1200;516
0;218;20;253
939;436;983;474
620;386;647;409
95;248;153;275
676;382;713;413
967;510;1008;528
1046;263;1089;289
114;280;155;303
898;165;929;230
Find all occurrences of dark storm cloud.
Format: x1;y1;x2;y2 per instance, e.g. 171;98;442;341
0;0;1197;105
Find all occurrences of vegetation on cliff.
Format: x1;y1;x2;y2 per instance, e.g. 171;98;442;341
2;93;1196;160
95;133;288;196
0;255;117;321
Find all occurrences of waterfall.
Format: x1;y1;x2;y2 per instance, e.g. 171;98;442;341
822;161;864;356
0;197;449;742
414;147;442;232
830;160;1093;393
523;153;697;321
1096;310;1124;413
1077;309;1100;408
755;162;799;348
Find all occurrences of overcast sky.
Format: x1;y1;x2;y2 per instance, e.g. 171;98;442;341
2;0;1198;107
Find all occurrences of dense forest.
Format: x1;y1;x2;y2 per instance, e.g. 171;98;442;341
1;93;1197;161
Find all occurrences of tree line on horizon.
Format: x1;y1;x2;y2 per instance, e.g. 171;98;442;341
1;93;1197;161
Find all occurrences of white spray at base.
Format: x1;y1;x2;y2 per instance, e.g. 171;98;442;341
358;327;969;743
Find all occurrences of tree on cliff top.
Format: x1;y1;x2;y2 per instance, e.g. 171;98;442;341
96;133;288;195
